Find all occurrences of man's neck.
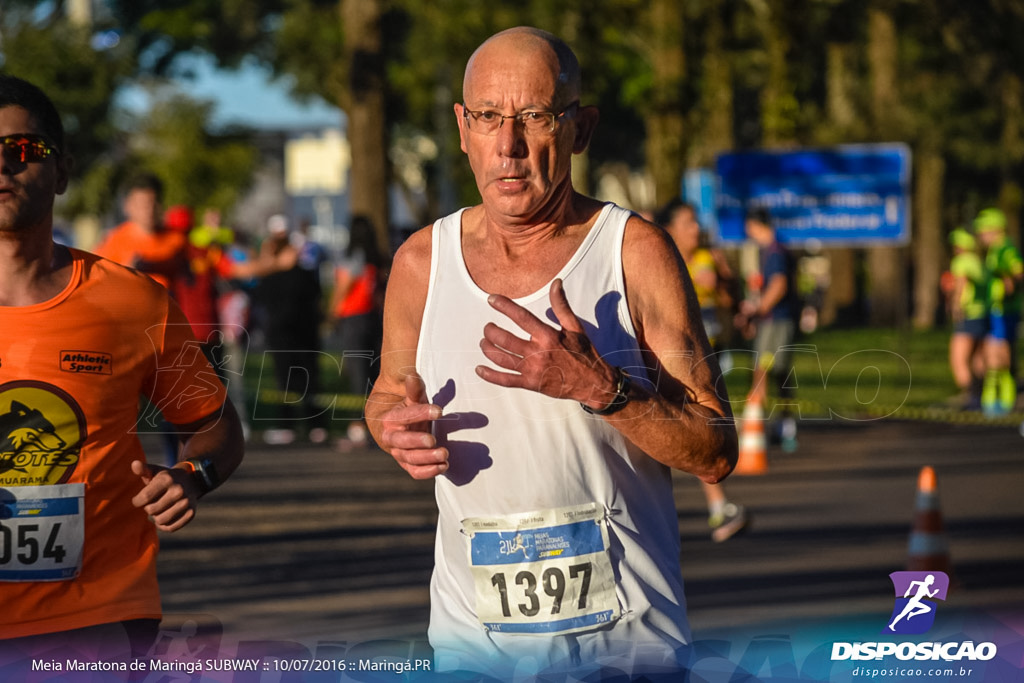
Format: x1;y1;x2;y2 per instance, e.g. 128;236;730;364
0;233;72;307
463;192;605;297
479;190;601;254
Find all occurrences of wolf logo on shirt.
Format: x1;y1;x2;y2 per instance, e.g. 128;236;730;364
0;401;68;474
0;382;84;486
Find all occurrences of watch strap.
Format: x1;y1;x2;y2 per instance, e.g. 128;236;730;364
180;457;220;496
581;368;632;416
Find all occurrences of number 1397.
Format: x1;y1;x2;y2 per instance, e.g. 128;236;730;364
490;562;592;618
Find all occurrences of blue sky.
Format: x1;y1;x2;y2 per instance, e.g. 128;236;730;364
119;53;343;131
35;1;340;129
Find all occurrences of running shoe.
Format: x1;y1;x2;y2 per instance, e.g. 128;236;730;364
709;503;750;543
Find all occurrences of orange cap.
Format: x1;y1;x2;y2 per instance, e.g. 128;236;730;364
918;466;937;494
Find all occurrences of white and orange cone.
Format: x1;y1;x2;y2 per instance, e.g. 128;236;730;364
907;466;952;574
734;397;768;475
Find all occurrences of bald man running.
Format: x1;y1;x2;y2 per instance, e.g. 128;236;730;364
366;27;737;680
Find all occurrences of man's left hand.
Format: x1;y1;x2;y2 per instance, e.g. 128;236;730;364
476;278;618;408
131;460;199;532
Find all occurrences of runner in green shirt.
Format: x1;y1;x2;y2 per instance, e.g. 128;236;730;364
947;228;988;410
975;208;1023;415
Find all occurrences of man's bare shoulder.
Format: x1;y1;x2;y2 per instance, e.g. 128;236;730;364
621;212;696;335
380;223;436;340
622;213;685;280
390;224;434;283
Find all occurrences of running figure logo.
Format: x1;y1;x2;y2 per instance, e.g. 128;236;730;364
498;532;531;561
884;571;949;634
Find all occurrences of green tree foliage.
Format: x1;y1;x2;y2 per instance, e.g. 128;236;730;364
11;1;1024;327
1;2;261;222
0;3;132;216
911;1;1024;224
111;0;655;212
108;0;287;74
382;0;652;207
125;92;258;213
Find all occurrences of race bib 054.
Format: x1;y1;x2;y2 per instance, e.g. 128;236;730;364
463;502;620;636
0;484;85;581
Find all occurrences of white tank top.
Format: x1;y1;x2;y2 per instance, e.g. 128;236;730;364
417;203;690;677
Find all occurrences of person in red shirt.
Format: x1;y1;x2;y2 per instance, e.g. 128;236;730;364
0;75;244;669
164;206;299;444
329;215;387;449
165;205;224;346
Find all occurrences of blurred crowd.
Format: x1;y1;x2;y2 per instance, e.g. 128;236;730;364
66;173;1021;463
80;172;388;451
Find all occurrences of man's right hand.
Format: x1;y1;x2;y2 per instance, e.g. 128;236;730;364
378;373;448;479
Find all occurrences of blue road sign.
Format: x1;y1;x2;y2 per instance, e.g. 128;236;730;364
714;144;912;246
682;168;719;235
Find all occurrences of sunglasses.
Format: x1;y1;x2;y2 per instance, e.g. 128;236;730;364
0;134;59;163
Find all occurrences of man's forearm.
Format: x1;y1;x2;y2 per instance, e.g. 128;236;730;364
176;399;245;493
596;383;738;484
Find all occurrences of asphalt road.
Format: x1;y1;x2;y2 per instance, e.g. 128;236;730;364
150;417;1024;658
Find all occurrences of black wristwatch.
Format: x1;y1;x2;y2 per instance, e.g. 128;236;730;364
581;367;632;416
180;457;221;497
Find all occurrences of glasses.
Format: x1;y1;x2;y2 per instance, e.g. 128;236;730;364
0;134;59;163
462;102;579;136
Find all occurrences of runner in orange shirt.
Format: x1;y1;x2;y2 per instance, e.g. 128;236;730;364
0;75;244;668
95;181;188;468
93;173;185;290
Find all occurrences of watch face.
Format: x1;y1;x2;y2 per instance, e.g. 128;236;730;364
182;458;214;494
191;469;209;493
202;459;221;488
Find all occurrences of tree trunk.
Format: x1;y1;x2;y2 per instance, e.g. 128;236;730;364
866;246;908;326
998;180;1022;245
693;0;733;168
820;42;858;327
430;70;458;221
758;0;797;148
341;0;390;256
826;43;856;134
644;0;686;206
867;4;899;130
999;73;1023;244
559;8;591;197
912;146;945;329
866;1;906;326
823;247;858;326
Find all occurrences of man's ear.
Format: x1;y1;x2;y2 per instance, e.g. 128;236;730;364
454;103;469;154
54;153;73;195
572;105;599;155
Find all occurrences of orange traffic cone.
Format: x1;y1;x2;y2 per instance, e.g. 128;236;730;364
907;466;952;574
733;397;768;475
